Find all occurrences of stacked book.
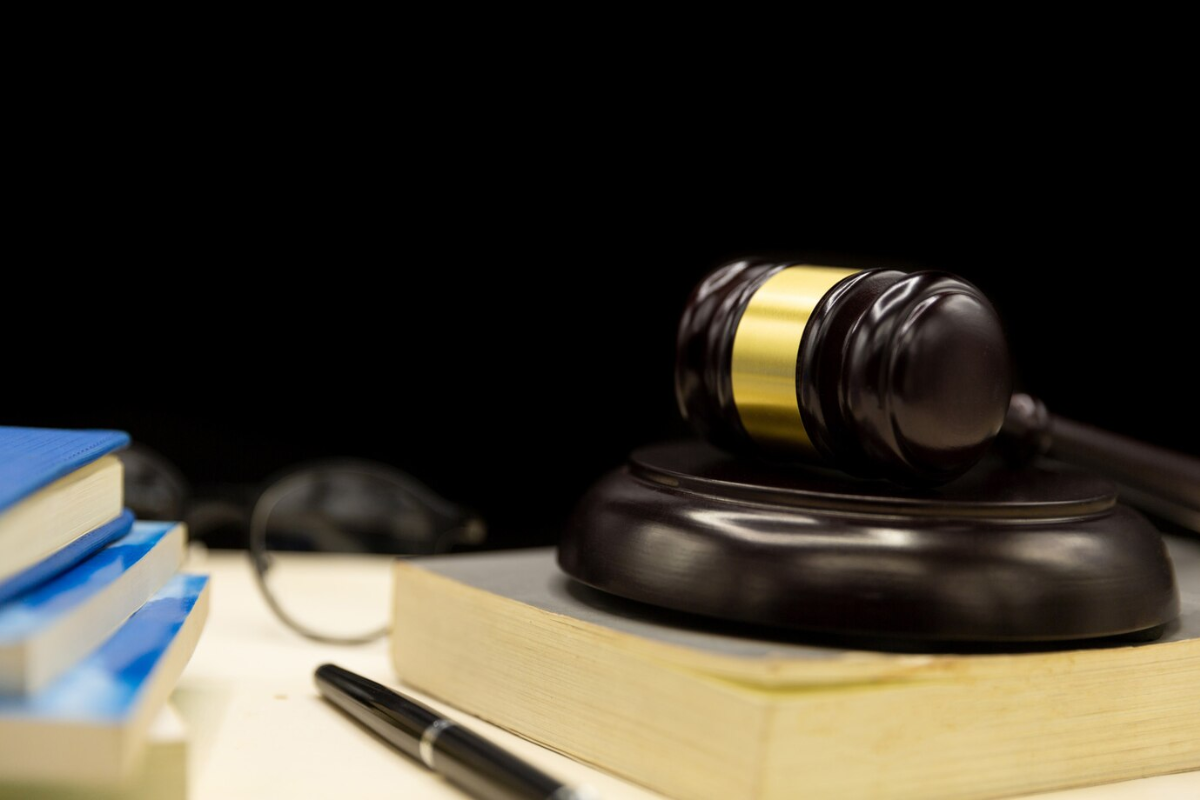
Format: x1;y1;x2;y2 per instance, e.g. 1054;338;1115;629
0;427;209;798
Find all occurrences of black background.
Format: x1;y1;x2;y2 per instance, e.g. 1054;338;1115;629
5;164;1195;549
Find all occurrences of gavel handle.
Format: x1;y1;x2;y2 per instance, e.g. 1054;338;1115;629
1004;394;1200;532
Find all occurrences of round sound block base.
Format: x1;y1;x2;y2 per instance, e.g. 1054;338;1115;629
557;442;1180;642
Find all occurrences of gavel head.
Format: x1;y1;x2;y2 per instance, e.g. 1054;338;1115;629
675;258;1013;484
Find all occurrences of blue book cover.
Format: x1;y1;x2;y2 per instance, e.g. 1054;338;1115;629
0;510;135;605
0;519;187;694
0;427;129;513
0;573;210;784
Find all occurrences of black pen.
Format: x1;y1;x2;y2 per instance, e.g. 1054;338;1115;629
315;664;597;800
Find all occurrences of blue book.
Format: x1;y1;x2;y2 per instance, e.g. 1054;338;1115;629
0;511;136;605
0;427;129;586
0;519;186;694
0;573;210;785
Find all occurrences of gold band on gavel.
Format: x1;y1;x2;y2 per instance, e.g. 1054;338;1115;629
730;265;860;453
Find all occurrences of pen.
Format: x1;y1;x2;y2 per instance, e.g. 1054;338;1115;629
315;664;597;800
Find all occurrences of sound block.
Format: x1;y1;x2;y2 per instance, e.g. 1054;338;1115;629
557;441;1180;642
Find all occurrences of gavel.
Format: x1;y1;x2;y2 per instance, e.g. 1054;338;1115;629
675;258;1199;527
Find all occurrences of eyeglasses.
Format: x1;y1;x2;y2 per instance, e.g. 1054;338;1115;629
120;446;485;644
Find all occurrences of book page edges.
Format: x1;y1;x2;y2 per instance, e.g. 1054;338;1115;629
392;560;769;798
20;525;188;694
391;559;1200;692
0;457;124;584
0;577;209;786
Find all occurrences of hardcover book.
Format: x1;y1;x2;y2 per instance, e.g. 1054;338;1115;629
0;574;210;785
0;519;187;694
391;537;1200;800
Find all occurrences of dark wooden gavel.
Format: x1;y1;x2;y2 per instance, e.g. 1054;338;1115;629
676;258;1199;527
1001;393;1200;532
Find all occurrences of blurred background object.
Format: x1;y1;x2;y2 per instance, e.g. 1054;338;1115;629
117;446;483;641
6;155;1194;550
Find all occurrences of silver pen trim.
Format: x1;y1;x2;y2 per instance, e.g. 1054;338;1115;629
548;785;601;800
419;719;457;768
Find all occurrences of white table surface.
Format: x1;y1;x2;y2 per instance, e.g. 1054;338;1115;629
175;548;1200;800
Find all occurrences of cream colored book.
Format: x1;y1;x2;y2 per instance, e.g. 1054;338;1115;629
391;536;1200;800
0;702;189;800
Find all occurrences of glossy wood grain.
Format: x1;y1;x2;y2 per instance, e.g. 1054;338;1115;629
559;441;1179;642
675;259;1013;484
